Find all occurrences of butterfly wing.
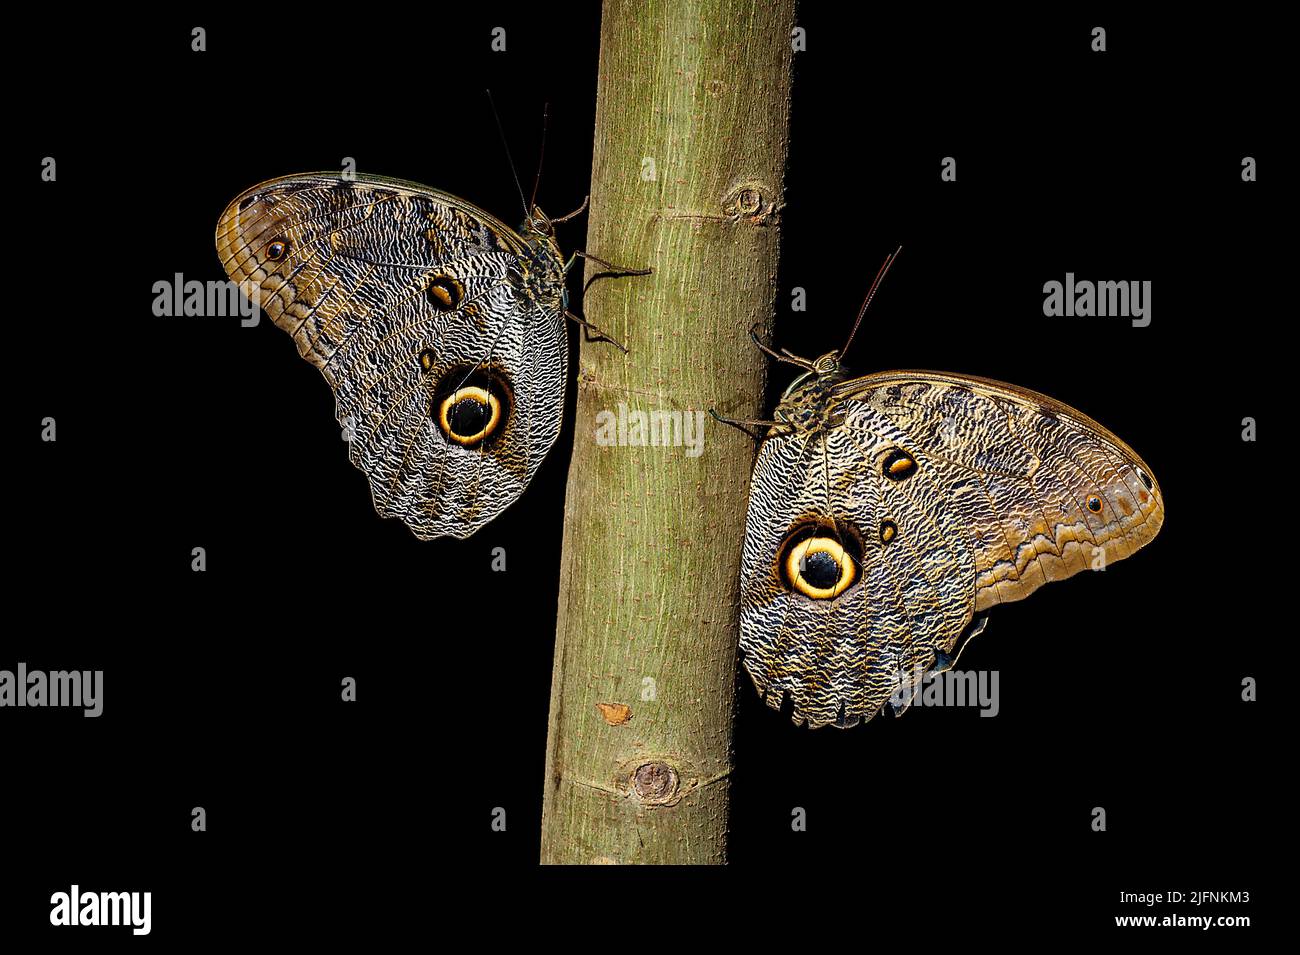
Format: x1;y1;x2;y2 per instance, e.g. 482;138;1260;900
215;173;567;539
740;370;1163;728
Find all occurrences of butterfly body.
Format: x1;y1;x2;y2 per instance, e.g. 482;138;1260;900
766;350;852;434
216;173;572;539
741;362;1164;729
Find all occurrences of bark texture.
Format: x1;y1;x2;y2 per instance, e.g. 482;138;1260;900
540;0;795;864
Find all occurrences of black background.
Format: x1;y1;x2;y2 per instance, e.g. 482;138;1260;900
8;5;1278;942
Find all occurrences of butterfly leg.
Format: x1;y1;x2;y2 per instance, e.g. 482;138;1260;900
550;195;590;224
747;323;818;372
568;250;654;288
707;408;787;442
564;310;630;354
561;250;651;354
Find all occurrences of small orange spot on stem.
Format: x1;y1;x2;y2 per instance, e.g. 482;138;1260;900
596;702;633;725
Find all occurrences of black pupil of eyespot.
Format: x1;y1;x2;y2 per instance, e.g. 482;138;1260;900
800;550;841;590
1139;471;1154;490
448;397;490;436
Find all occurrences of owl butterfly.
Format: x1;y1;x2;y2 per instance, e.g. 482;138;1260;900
216;172;634;539
724;249;1164;728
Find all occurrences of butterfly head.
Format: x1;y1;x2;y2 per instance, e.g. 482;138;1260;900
811;351;843;376
780;350;848;402
523;205;556;238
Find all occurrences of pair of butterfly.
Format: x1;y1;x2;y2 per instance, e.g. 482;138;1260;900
216;173;1164;729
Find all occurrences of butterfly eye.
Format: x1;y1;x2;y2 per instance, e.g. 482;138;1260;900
881;448;917;481
427;275;464;312
431;366;512;448
265;239;288;261
779;527;861;600
1087;495;1103;513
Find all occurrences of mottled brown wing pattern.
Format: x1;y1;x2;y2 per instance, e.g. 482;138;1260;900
215;174;567;539
843;373;1164;610
741;424;974;728
740;371;1163;729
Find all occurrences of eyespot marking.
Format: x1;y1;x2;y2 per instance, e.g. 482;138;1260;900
427;274;464;312
882;448;917;481
439;387;498;444
776;522;863;600
431;366;512;448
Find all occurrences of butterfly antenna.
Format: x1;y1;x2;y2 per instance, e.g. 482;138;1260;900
840;244;902;360
529;103;549;212
486;89;529;219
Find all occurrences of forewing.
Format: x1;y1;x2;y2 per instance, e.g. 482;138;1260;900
740;370;1163;729
215;173;566;539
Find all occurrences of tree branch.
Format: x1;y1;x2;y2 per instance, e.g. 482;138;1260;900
540;0;796;865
